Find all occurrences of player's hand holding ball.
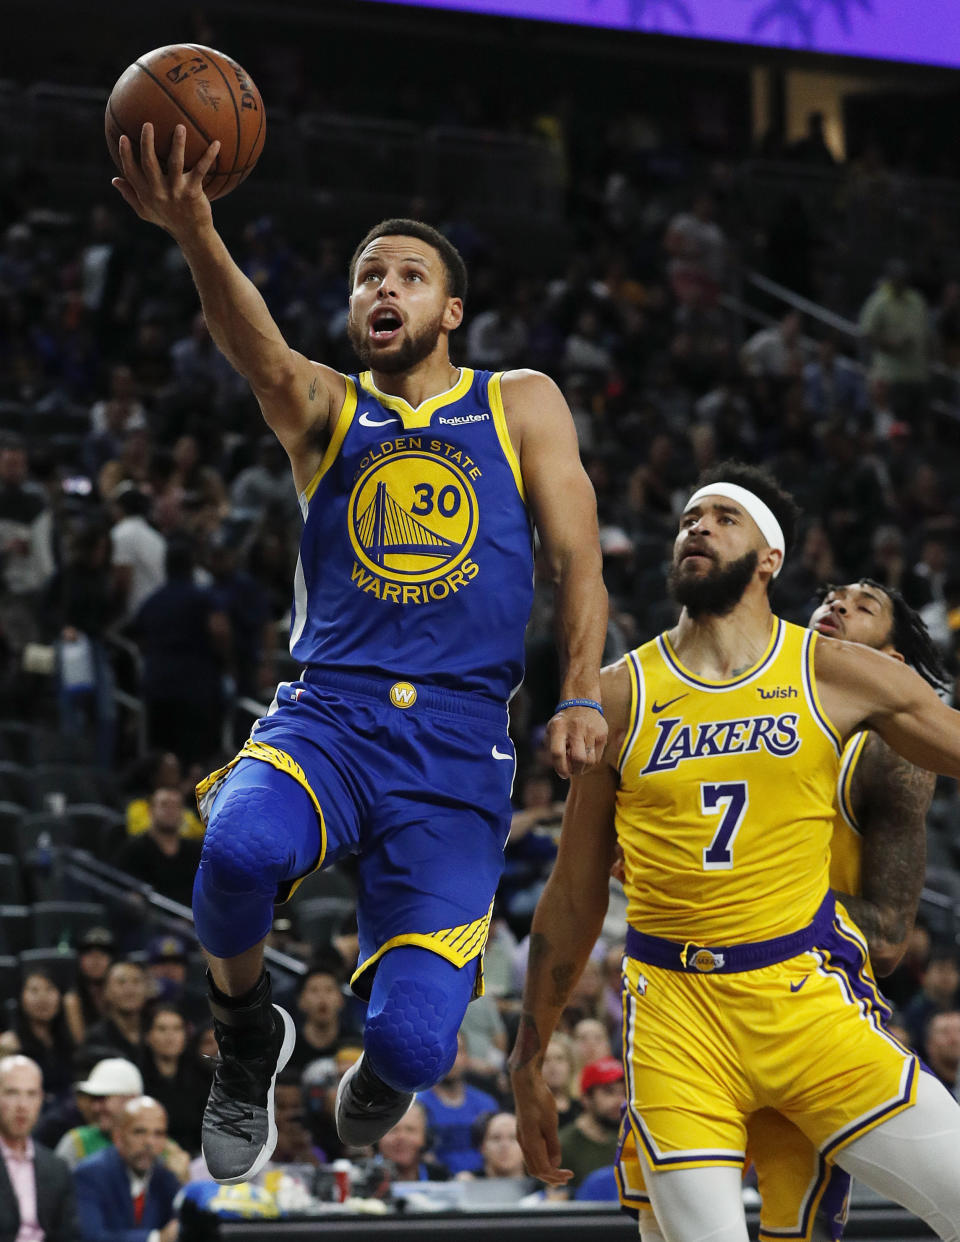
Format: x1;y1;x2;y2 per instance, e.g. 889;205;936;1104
105;44;264;234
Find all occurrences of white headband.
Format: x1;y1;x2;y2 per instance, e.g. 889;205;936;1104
683;482;785;578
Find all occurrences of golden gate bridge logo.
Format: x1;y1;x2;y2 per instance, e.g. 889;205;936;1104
355;481;459;568
348;450;478;583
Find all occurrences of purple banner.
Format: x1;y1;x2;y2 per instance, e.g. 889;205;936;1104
355;1;960;68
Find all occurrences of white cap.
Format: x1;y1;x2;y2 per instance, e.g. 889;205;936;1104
76;1058;144;1097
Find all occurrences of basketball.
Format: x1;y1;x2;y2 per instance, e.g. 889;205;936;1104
105;44;265;201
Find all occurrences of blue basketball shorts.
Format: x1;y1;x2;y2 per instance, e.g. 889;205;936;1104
197;668;517;998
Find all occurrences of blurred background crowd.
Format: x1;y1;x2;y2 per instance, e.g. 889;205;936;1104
1;0;960;1228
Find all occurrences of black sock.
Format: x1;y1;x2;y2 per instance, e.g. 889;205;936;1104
206;969;272;1025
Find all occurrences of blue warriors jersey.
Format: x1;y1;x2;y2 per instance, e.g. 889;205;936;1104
289;368;534;703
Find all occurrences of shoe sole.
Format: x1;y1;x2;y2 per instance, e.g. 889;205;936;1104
205;1004;297;1185
335;1051;414;1147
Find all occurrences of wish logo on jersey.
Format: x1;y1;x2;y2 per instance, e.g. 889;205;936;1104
347;437;481;604
641;713;801;774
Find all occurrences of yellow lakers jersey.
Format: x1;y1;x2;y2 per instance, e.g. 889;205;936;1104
616;618;842;942
830;731;868;897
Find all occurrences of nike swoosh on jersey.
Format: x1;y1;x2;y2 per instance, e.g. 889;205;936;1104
359;412;398;428
789;977;809;993
492;746;513;761
651;694;688;714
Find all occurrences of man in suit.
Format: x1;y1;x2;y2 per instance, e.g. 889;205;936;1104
75;1097;179;1242
0;1054;79;1242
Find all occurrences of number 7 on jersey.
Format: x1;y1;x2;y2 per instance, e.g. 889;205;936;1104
700;781;748;870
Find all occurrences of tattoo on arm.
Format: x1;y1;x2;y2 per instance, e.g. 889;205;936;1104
308;376;318;401
840;733;932;970
508;1014;541;1072
551;962;576;1005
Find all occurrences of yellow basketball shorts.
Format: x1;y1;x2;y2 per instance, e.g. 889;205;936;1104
615;902;918;1234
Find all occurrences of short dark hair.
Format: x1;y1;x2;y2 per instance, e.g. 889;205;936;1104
348;218;468;302
692;461;800;597
693;461;800;562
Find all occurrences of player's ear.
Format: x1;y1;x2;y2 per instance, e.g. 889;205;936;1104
758;544;783;579
443;297;464;332
883;648;906;664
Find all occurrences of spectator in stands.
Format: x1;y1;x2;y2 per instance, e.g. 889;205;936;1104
114;788;204;910
461;1111;528;1182
109;483;165;625
0;1054;79;1242
421;1035;499;1175
881;916;931;1009
207;537;275;699
925;1011;960;1100
228;435;299;527
540;1033;580;1130
47;521;118;768
63;927;116;1046
866;525;932;613
465;291;529;370
903;946;960;1055
144;935;205;1023
132;537;230;765
802;337;867;420
266;1070;327;1168
0;433;55;654
124;752;205;841
76;205;133;356
739;311;803;380
570;1017;613;1077
664;191;727;310
169;311;246;415
376;1101;450;1183
82;961;149;1065
788;111;837;166
75;1097;180;1242
55;1057;143;1170
1;968;76;1102
287;957;361;1075
558;1057;625;1191
140;1003;205;1156
859;258;931;418
89;363;147;438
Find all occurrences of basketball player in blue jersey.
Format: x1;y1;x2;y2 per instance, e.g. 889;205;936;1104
112;126;608;1183
510;461;960;1241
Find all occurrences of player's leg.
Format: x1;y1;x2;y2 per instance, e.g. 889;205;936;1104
336;946;477;1144
643;1164;750;1242
193;757;321;1183
833;1071;960;1241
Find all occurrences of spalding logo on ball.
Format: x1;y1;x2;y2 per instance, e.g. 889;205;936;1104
105;44;265;200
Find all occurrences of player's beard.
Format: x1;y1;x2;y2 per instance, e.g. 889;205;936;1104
668;548;759;619
347;308;446;374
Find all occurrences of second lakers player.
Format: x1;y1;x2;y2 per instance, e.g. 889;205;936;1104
744;580;943;1242
510;462;960;1241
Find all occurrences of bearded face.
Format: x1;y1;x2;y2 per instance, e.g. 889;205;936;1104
668;548;759;618
347;304;447;374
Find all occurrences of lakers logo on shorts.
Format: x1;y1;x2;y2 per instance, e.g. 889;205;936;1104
690;949;724;973
349;450;478;582
389;681;417;709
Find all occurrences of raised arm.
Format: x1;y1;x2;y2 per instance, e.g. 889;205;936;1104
502;369;608;777
835;732;932;976
112;124;344;492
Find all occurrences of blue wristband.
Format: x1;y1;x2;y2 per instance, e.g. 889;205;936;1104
554;698;604;717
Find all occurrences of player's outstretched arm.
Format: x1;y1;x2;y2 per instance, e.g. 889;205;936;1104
817;637;960;777
835;733;933;975
112;123;342;485
502;369;608;778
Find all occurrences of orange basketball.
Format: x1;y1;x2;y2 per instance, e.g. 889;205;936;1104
105;44;265;201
